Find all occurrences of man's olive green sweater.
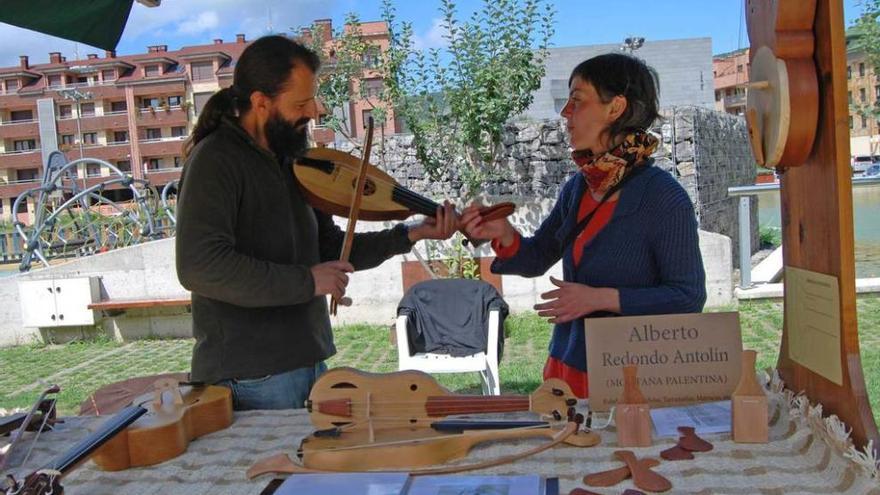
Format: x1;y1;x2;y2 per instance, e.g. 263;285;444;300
176;118;413;384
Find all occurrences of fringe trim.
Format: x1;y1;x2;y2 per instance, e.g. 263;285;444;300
768;370;880;479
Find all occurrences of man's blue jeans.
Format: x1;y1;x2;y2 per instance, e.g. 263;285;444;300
217;362;327;410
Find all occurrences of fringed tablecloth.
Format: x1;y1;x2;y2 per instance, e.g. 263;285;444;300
2;375;878;495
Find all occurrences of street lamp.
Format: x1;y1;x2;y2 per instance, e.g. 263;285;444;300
621;36;645;54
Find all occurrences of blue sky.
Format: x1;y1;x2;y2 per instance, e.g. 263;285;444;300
0;0;868;67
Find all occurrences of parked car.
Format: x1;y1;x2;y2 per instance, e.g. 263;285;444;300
852;155;875;175
865;164;880;178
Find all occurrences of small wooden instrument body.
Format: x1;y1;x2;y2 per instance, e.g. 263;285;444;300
294;148;515;223
745;0;819;169
306;367;577;430
732;350;769;443
91;379;233;471
615;365;652;448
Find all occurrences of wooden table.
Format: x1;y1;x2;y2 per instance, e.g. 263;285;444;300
2;392;877;495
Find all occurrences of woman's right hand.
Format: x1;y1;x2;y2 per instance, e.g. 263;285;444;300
460;203;517;246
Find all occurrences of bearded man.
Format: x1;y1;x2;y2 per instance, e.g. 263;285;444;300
175;36;455;410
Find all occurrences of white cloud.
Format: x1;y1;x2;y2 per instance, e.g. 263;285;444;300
413;18;449;51
176;11;220;35
0;0;339;67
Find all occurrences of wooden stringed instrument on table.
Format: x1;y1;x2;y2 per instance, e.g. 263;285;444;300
306;367;577;429
90;378;233;471
294;147;516;232
247;368;598;477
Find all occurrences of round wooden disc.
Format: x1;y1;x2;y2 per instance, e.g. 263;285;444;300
746;46;791;168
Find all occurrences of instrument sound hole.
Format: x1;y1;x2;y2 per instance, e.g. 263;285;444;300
410;418;417;424
330;382;357;389
410;384;418;391
351;178;377;196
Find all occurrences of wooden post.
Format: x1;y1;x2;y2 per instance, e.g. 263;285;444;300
764;0;879;451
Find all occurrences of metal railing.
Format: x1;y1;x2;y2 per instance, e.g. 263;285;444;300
727;175;880;288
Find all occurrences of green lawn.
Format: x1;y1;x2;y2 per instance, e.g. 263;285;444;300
1;298;879;423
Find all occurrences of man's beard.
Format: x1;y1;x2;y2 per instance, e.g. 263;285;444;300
265;113;310;160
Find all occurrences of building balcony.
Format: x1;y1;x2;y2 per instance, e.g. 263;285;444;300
139;137;185;156
81;111;130;132
136;106;188;127
0;177;43;199
143;167;182;186
77;142;132;163
723;94;746;108
0;119;39;140
0;148;42;169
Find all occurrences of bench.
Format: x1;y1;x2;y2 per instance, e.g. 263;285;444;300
88;296;192;316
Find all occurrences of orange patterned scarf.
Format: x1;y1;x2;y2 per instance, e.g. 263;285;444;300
571;131;659;195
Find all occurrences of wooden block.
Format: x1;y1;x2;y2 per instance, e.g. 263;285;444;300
616;404;653;448
731;350;769;443
733;395;769;443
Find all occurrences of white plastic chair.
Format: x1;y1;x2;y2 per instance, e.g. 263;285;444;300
395;308;501;395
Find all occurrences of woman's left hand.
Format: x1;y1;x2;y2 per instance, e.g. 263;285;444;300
407;201;458;242
534;276;620;324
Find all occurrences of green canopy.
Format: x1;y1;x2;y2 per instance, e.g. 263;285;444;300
0;0;136;51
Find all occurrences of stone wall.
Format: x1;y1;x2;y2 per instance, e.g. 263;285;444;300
347;106;758;265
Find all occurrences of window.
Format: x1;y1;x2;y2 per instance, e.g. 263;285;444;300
860;63;866;77
848;65;852;79
736;64;743;73
101;69;116;81
60;134;74;145
113;131;128;143
167;95;182;107
861;88;867;103
80;102;95;117
191;61;214;81
110;100;127;112
141;97;160;108
850;115;854;128
116;160;131;172
193;92;212;114
147;158;161;170
76;76;88;84
47;75;62;88
86;163;101;177
17;168;39;181
317;114;331;127
362;47;380;68
362;109;373;128
876;85;880;99
5;79;19;92
173;156;181;167
144;65;161;77
849;91;853;105
862;115;868;128
145;128;161;140
362;78;383;98
715;90;721;102
82;132;97;144
171;126;187;138
13;139;36;151
58;105;72;118
10;110;33;122
554;98;568;113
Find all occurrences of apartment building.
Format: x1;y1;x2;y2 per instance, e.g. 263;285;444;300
0;35;252;221
846;33;880;157
713;48;749;116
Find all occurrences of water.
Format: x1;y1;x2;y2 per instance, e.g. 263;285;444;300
756;184;880;278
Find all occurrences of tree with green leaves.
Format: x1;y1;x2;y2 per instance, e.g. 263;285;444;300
298;14;392;151
381;0;555;197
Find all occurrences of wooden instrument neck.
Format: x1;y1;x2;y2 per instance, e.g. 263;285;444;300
425;395;531;417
